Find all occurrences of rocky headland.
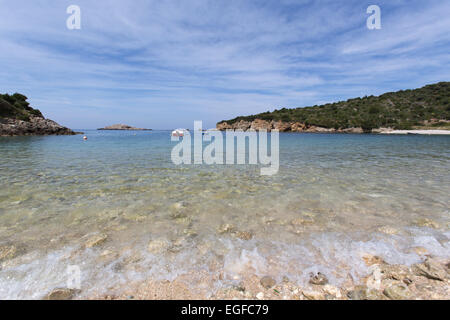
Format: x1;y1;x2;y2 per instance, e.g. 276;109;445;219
217;119;365;133
98;124;152;131
216;119;450;134
0;116;77;136
0;93;76;136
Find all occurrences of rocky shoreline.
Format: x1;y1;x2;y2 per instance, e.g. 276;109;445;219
4;214;447;300
216;82;450;134
0;116;76;136
35;251;449;300
217;119;366;133
79;255;450;300
216;119;450;134
214;255;450;300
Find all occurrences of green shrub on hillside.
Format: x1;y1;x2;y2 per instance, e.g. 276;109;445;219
219;82;450;130
0;93;43;121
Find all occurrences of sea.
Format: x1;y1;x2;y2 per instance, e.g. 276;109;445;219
0;130;449;298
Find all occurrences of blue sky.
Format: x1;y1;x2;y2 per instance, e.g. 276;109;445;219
0;0;449;129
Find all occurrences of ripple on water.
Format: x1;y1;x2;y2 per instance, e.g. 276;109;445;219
0;132;449;298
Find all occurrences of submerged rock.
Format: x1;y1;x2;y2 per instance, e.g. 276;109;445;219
347;285;385;300
112;262;124;272
123;212;147;222
383;283;411;300
147;239;169;254
290;217;314;226
323;285;342;298
378;226;400;235
235;231;253;240
260;276;276;289
362;254;385;266
414;218;440;229
171;202;185;211
232;283;246;292
376;263;410;282
44;288;79;300
412;258;447;281
261;216;275;225
183;229;198;238
412;246;429;256
309;272;329;285
347;286;366;300
302;289;325;300
85;234;108;248
0;245;17;262
174;216;192;226
217;224;235;234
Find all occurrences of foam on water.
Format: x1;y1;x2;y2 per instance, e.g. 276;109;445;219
1;228;449;299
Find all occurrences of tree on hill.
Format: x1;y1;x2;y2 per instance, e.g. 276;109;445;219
218;82;450;130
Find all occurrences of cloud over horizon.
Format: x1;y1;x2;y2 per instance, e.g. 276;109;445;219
0;0;449;129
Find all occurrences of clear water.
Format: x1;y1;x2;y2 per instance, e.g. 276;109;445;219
0;131;449;299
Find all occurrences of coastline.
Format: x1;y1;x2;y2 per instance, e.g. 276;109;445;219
378;129;450;135
0;116;76;136
216;119;450;135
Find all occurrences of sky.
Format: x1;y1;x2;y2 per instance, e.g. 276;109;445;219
0;0;449;129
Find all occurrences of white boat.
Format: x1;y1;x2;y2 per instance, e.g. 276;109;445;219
171;128;188;137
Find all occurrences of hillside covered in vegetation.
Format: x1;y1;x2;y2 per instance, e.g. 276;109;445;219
0;93;75;136
218;82;450;131
0;93;44;121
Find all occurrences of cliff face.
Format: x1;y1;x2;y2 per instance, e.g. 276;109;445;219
0;93;75;136
217;119;364;133
0;116;76;136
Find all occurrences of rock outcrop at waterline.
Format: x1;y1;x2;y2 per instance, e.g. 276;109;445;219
217;119;364;133
0;116;76;136
0;93;76;136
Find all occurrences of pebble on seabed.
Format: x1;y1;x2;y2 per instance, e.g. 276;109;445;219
260;276;276;289
309;272;329;285
44;288;79;300
85;234;108;248
256;292;264;300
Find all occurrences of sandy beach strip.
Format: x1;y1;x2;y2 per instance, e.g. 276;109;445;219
379;129;450;135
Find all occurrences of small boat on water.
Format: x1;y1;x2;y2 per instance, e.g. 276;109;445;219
171;128;188;137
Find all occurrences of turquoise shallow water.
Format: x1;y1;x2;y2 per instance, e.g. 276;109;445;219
0;131;449;298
